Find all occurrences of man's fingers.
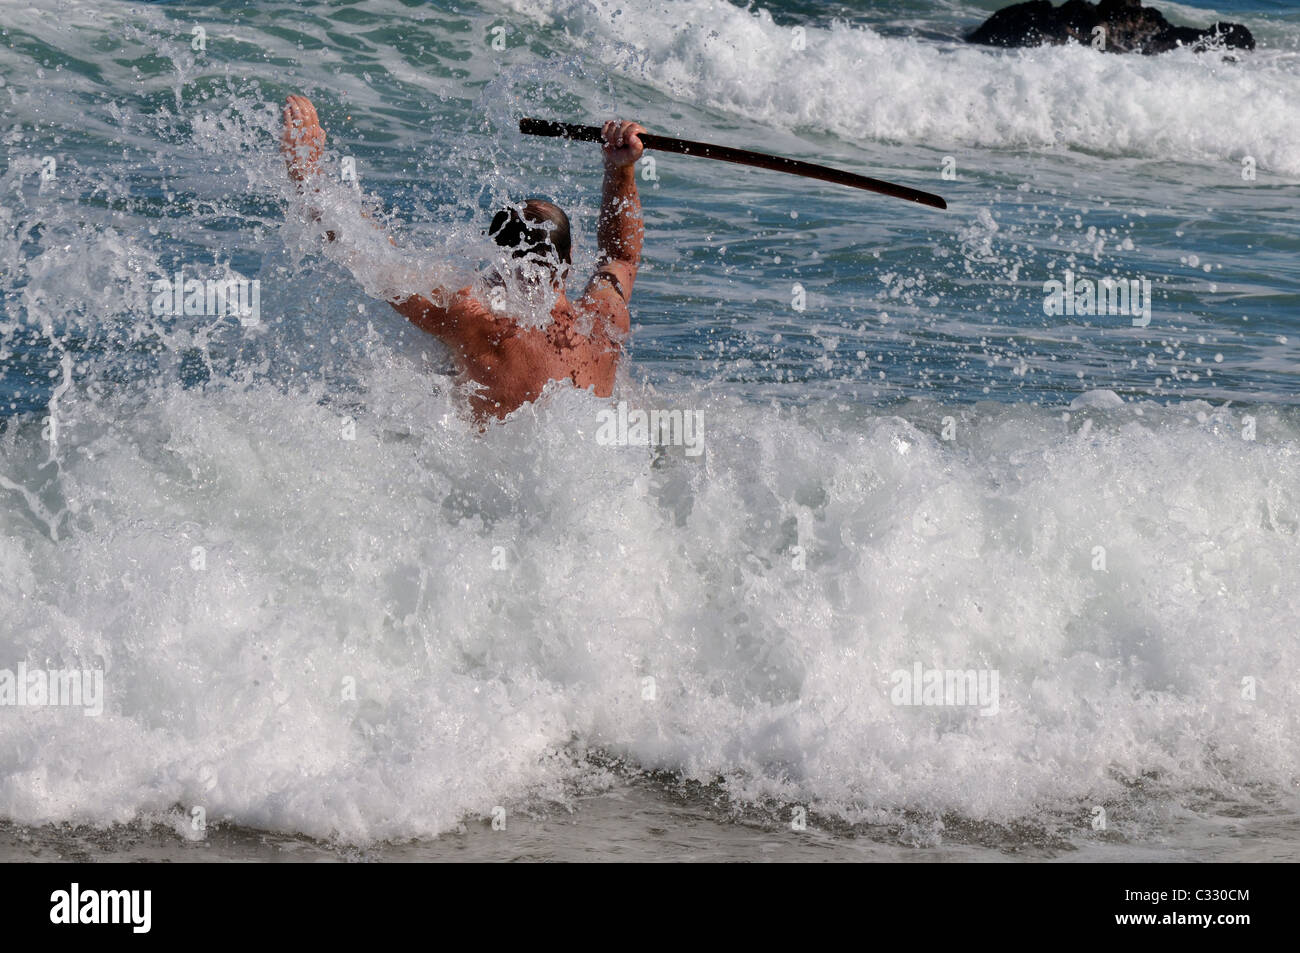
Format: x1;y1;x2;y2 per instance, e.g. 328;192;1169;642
284;95;317;124
283;96;325;151
601;118;646;164
607;119;643;150
604;118;637;146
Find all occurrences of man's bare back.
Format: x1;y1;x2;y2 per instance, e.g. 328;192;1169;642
281;95;645;420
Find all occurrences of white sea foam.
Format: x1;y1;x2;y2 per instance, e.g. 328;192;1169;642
1;368;1296;841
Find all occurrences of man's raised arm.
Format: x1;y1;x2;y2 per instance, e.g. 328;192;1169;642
281;95;476;343
588;120;645;308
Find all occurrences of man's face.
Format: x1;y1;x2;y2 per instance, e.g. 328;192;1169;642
505;250;564;290
488;203;570;289
484;250;565;322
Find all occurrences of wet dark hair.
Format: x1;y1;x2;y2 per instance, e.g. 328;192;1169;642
488;198;571;269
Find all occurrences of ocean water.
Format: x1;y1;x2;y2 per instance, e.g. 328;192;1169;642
0;0;1297;861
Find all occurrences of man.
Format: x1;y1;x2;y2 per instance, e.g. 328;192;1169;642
280;94;645;420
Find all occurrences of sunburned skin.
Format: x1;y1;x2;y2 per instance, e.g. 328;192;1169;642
281;95;645;421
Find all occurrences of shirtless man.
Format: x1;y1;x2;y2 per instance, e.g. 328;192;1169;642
280;95;645;420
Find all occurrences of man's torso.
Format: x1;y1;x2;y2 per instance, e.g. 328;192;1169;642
447;288;629;418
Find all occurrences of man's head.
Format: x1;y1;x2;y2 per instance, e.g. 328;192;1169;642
489;198;571;281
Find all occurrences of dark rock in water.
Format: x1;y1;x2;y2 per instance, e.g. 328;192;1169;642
967;0;1255;54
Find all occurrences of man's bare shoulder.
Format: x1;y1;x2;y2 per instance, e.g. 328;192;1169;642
444;285;490;315
579;269;632;335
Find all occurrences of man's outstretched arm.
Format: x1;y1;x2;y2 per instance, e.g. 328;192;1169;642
280;94;471;340
585;120;645;323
